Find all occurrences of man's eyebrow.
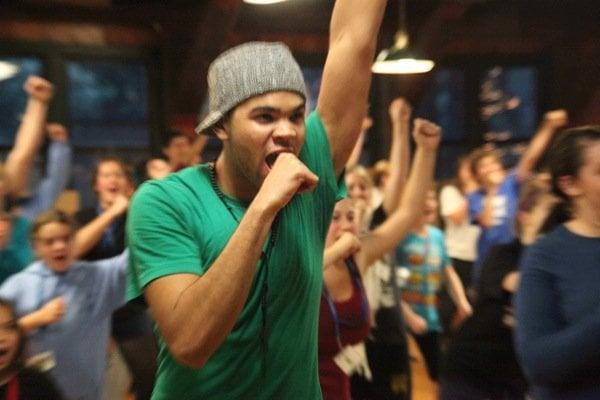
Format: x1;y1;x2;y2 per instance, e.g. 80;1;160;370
250;104;306;114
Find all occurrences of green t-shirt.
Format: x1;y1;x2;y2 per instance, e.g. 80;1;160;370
127;112;341;399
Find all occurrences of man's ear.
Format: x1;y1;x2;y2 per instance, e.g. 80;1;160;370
213;120;230;141
557;175;582;198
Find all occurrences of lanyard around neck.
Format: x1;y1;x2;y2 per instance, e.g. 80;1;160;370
208;163;279;354
322;257;369;350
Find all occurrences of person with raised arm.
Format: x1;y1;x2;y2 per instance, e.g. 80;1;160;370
319;118;441;400
127;1;389;398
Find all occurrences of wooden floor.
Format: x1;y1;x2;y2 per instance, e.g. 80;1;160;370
408;335;438;400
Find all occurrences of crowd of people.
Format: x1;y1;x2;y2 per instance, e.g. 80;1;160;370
1;1;599;399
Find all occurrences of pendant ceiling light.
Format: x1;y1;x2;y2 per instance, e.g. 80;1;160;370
372;0;434;74
0;61;20;82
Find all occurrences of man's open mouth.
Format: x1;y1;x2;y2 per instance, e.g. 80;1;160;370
265;153;280;169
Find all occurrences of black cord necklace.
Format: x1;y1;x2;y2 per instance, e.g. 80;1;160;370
208;162;279;359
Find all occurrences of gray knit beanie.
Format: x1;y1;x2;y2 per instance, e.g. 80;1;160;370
195;42;308;135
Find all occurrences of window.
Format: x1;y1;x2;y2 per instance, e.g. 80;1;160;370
417;68;466;143
0;57;44;146
66;60;150;148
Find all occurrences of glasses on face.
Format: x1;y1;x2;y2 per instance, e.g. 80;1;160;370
34;234;73;247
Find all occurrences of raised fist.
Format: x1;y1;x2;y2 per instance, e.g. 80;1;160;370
24;76;54;103
412;118;441;152
108;194;130;217
543;109;568;129
388;97;412;125
46;123;69;142
336;231;362;259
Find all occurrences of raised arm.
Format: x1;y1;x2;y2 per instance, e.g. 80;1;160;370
4;76;54;197
356;119;440;272
73;195;129;259
382;98;412;214
317;0;388;176
345;117;373;169
20;124;73;221
141;154;318;369
515;109;568;182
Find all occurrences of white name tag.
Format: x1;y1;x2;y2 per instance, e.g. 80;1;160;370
25;351;56;372
333;342;372;381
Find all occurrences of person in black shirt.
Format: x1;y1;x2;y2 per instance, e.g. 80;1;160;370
74;157;157;400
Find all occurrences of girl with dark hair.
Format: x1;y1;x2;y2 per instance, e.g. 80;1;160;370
515;125;600;399
0;298;63;399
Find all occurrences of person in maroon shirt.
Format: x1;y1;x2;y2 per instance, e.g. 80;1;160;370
319;119;441;399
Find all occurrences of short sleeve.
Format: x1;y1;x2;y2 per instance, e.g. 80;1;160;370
435;228;451;270
92;250;129;314
0;274;20;302
126;182;203;300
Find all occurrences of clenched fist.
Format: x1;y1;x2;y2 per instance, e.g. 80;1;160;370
543;109;568;129
46;123;69;142
40;297;66;326
256;153;319;214
412;118;441;152
24;76;54;103
389;97;412;125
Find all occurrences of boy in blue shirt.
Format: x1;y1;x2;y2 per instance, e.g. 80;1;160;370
0;210;128;400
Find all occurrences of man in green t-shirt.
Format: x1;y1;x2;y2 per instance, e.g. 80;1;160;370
127;2;389;398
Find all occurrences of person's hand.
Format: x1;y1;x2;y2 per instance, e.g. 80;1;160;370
107;194;129;217
407;313;428;335
46;123;69;142
39;297;66;325
146;158;172;180
455;301;473;324
335;232;362;259
389;97;412;126
24;76;54;103
543;109;568;129
412;118;441;152
255;153;319;214
353;198;369;230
